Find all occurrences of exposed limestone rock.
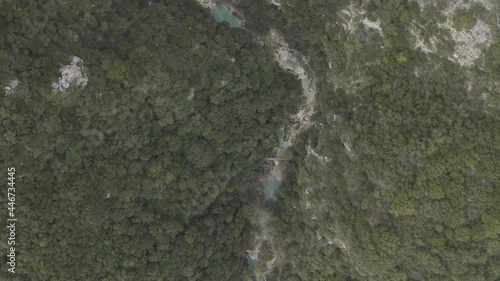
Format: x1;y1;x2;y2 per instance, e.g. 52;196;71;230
361;18;383;37
52;56;88;93
441;20;492;66
4;79;19;95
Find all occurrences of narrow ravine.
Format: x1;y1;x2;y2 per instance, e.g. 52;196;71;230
194;1;317;279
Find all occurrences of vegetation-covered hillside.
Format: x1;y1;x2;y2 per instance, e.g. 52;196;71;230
0;0;301;280
230;0;500;280
1;0;499;280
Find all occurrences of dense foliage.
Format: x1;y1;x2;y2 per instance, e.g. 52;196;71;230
230;0;500;280
1;0;498;280
0;0;301;280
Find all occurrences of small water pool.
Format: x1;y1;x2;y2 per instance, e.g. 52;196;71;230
264;177;281;201
210;4;241;28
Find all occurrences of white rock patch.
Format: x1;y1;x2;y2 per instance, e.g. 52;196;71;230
411;27;438;54
269;0;281;8
4;79;19;95
441;20;492;66
412;0;494;14
342;134;357;160
362;18;383;37
339;4;367;35
52;56;88;93
441;0;494;17
414;38;434;54
306;145;331;164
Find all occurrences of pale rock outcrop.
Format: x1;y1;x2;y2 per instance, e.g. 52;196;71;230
52;56;88;93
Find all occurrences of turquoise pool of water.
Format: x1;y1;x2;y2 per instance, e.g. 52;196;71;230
249;258;258;271
286;56;301;72
264;177;281;201
210;4;241;28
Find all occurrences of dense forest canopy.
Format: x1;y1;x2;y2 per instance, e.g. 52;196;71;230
1;0;499;280
227;0;500;280
0;0;301;280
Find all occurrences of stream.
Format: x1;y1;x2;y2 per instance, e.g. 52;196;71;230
196;1;316;279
